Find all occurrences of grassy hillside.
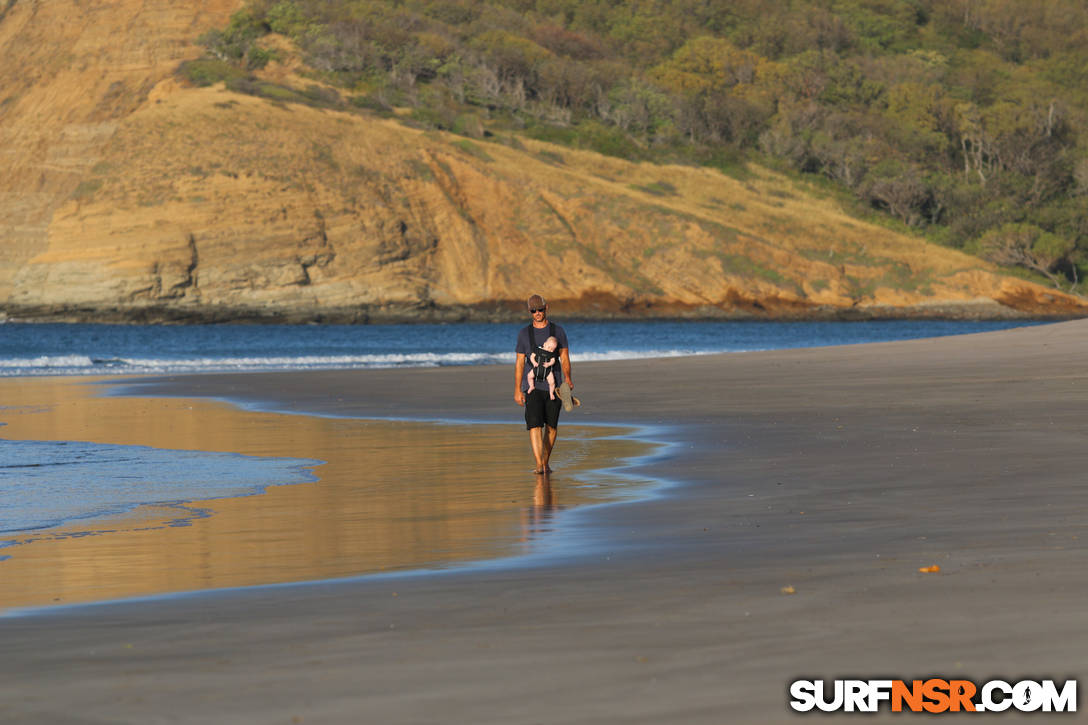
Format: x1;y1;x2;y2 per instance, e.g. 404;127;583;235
185;0;1088;293
2;0;1087;322
8;76;1085;322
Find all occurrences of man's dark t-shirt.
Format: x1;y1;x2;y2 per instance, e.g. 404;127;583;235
516;323;569;394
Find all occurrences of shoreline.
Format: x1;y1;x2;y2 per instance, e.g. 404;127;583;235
2;420;678;621
0;377;671;613
3;320;1088;723
2;301;1081;325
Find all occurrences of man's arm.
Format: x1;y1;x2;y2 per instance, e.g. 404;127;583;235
514;352;526;406
560;348;573;389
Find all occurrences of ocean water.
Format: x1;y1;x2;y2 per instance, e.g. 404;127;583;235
0;318;1044;564
0;319;1045;376
0;439;320;539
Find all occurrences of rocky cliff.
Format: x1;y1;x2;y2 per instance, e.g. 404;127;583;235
1;0;1086;323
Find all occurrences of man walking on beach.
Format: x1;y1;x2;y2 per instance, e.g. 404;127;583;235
514;294;573;474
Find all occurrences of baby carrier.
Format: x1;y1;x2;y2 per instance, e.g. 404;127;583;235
527;322;558;382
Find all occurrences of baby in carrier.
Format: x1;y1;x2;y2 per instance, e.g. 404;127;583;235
527;336;560;400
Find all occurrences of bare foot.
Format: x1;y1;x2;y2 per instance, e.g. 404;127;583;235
532;467;545;474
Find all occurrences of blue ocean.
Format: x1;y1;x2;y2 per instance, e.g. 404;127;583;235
0;319;1043;376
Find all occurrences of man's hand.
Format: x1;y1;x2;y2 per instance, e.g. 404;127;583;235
514;352;527;406
559;349;573;391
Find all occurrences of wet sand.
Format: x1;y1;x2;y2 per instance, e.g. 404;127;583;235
0;379;653;610
3;319;1088;723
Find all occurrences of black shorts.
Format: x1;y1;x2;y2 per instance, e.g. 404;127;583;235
524;389;561;430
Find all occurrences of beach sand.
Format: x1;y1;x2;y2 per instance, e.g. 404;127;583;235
0;379;652;610
2;319;1087;723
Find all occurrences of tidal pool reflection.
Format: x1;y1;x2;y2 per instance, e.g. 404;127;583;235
0;378;657;610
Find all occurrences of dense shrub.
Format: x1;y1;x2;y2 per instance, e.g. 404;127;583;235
190;0;1088;287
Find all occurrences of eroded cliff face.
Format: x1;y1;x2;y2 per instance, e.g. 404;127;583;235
0;0;243;300
1;2;1085;322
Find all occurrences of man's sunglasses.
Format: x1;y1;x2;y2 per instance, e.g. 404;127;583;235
529;307;546;313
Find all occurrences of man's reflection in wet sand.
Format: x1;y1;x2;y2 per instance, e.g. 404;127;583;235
520;473;561;541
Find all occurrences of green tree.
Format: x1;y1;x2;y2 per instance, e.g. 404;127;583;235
649;37;767;95
199;9;269;66
601;78;675;135
861;159;933;227
976;222;1076;288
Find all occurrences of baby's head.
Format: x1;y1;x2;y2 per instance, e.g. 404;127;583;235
542;336;559;352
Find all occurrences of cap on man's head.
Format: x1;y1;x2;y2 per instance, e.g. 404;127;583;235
527;294;546;309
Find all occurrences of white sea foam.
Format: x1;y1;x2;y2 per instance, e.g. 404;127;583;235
0;349;729;376
0;319;1037;377
0;355;98;370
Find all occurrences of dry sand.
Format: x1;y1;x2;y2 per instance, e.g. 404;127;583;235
2;319;1087;723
